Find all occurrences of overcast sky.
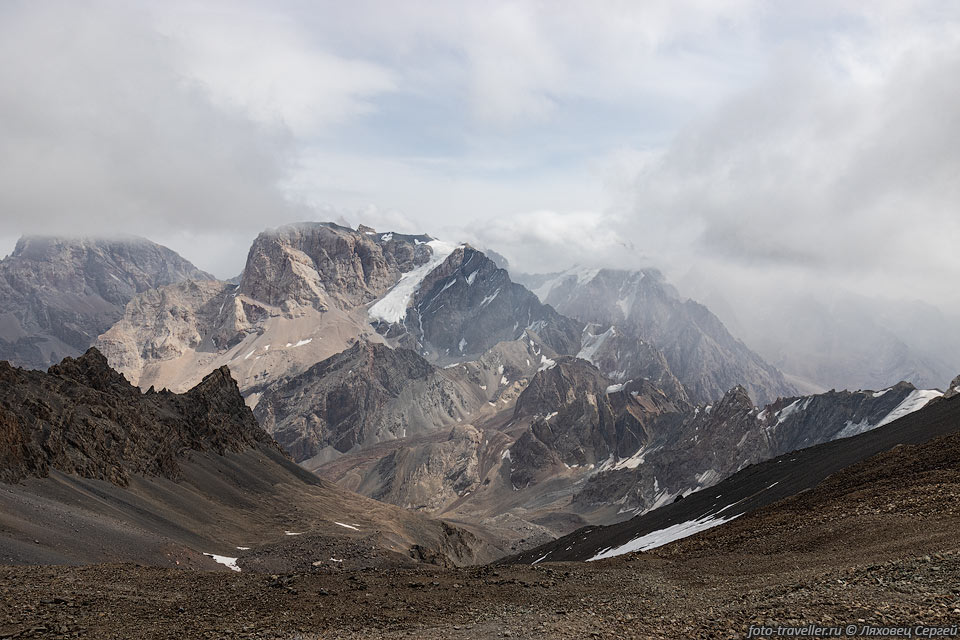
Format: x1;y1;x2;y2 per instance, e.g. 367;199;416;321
1;0;958;313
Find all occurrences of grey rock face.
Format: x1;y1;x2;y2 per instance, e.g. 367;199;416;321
507;357;682;488
377;246;583;362
253;341;482;464
576;324;689;405
944;375;960;399
0;236;212;370
358;424;486;512
531;268;796;405
95;223;436;393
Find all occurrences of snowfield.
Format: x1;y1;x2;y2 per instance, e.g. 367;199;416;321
203;553;241;572
586;512;741;561
368;240;459;324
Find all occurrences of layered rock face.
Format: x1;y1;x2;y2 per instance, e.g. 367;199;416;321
95;279;233;385
96;224;585;403
0;236;212;370
234;222;432;324
0;348;274;485
525;268;796;405
506;357;680;488
576;324;688;405
253;341;484;465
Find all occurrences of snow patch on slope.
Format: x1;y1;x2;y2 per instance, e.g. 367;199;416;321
369;240;459;324
577;326;615;364
834;388;941;439
204;553;241;572
875;389;942;428
587;513;741;561
538;355;557;371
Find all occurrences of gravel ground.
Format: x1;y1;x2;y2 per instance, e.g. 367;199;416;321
0;540;956;639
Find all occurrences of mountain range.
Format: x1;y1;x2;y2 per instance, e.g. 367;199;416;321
1;221;957;637
2;222;952;551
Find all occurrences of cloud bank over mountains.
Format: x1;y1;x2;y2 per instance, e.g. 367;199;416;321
1;1;958;322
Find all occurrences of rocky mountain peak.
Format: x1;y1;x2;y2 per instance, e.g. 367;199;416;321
522;265;797;405
7;235;213;304
713;384;755;415
238;222;433;312
513;356;606;419
0;351;275;486
508;357;657;486
46;347;133;393
379;246;583;363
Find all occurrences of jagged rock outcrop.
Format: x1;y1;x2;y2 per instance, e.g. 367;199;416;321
507;357;680;488
510;391;960;566
0;236;212;370
0;348;275;485
253;341;484;465
943;374;960;399
0;349;503;568
523;268;796;405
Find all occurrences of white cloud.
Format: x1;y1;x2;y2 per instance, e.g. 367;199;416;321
0;1;301;251
154;4;396;135
468;209;637;274
2;0;959;309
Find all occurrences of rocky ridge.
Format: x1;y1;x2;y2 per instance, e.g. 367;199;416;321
0;348;273;485
375;245;584;363
509;390;960;564
309;342;945;540
573;379;944;516
253;341;484;466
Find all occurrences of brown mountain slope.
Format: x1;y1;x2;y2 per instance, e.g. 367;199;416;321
0;350;500;570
